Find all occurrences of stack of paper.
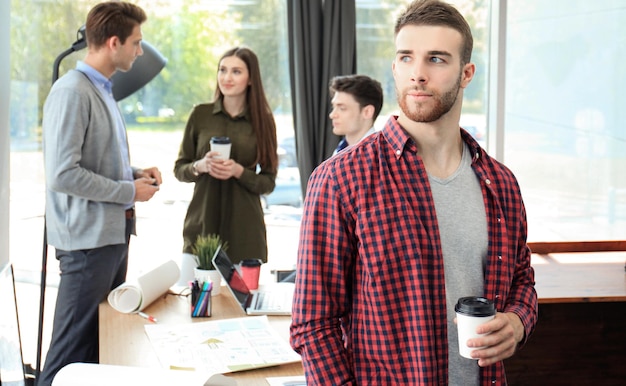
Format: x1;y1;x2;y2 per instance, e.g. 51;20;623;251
144;315;301;375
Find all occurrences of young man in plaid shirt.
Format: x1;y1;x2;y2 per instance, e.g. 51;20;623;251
290;1;538;384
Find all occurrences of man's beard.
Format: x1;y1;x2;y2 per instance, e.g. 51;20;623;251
396;72;462;123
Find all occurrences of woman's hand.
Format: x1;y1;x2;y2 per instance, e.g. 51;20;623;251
196;151;244;180
211;158;244;179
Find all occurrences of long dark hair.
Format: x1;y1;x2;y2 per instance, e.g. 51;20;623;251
213;46;278;172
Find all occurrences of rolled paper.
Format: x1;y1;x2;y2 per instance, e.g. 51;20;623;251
107;259;180;314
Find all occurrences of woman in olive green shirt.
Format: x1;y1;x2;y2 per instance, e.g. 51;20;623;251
174;46;278;267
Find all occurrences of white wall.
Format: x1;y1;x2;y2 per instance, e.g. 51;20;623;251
1;1;10;268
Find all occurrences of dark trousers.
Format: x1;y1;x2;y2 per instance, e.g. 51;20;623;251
37;218;133;386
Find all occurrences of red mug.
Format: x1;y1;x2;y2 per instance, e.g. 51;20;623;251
240;259;262;290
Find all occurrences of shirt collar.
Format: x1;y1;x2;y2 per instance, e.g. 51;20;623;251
459;128;483;162
382;115;412;159
76;61;113;95
212;98;248;119
382;115;483;162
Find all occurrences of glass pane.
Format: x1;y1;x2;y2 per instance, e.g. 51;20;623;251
505;0;626;241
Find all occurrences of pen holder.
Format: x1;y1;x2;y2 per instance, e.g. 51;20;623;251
191;281;212;317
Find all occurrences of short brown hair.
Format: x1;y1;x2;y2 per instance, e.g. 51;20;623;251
395;0;473;65
329;75;384;122
85;2;147;48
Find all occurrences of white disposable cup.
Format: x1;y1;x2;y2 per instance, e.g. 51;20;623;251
210;137;231;160
176;252;196;287
455;296;496;359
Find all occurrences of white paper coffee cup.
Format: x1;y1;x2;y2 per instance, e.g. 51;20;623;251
455;296;495;359
210;136;231;160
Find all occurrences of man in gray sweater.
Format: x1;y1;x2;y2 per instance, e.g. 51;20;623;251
39;3;162;385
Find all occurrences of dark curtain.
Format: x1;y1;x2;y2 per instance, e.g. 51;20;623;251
287;0;356;195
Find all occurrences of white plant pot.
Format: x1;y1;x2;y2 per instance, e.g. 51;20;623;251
193;267;222;296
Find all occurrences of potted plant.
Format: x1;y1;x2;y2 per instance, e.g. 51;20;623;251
192;234;228;296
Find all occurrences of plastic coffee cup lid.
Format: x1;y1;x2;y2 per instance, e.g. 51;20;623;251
454;296;495;317
210;136;231;144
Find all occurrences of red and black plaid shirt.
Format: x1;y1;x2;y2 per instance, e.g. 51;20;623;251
290;116;538;385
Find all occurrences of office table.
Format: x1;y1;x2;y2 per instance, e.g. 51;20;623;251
531;254;626;303
99;288;303;385
100;256;626;385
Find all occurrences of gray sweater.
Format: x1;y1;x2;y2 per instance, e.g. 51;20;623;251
43;69;137;250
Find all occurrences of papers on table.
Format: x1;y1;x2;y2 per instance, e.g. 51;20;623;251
107;259;179;313
144;315;301;376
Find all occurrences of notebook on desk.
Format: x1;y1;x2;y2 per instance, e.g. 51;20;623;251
212;250;294;316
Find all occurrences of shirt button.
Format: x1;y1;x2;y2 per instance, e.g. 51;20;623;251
396;150;401;156
498;255;502;260
485;179;491;185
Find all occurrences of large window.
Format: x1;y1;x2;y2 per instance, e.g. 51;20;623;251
10;0;292;145
504;1;626;241
355;0;625;242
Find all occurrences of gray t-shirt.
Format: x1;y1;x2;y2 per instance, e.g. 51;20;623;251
429;143;488;386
